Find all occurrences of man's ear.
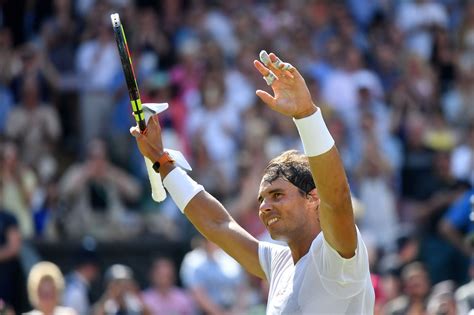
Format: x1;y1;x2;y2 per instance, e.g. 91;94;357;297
306;188;320;208
307;188;320;221
306;188;319;204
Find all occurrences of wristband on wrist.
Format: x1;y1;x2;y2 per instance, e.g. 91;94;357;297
152;151;175;173
162;167;204;213
293;109;335;157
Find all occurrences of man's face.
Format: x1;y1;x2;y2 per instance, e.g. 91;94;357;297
258;178;318;242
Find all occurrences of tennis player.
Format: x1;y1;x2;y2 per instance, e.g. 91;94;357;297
130;52;375;314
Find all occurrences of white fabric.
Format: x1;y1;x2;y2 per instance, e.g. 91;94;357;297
142;103;191;202
258;228;374;314
293;109;335;157
163;168;204;212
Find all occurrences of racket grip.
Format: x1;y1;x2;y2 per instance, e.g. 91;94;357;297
144;156;166;202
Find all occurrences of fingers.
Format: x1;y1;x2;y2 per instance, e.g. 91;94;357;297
129;125;141;138
256;89;276;108
255;50;296;86
254;59;277;86
260;50;294;73
130;114;161;139
151;114;160;126
268;53;295;73
259;50;272;67
269;52;302;79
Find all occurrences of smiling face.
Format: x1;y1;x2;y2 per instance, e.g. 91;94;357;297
258;178;320;242
37;277;58;313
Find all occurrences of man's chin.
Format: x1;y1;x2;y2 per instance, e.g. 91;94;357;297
270;232;289;243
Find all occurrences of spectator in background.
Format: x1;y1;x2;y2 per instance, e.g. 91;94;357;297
6;77;61;182
0;28;16;135
9;42;58;105
31;179;63;240
0;27;19;86
415;150;470;285
423;108;457;153
354;112;399;251
141;257;195;315
430;27;457;94
439;189;474;257
402;54;437;111
180;237;206;290
426;280;457;315
180;238;247;315
396;0;448;60
75;2;121;151
93;264;150;315
321;46;364;125
40;0;81;154
187;71;240;199
384;262;431;315
442;62;474;127
458;1;474;54
455;258;474;314
133;7;171;73
0;142;37;238
63;247;100;315
25;261;77;315
0;299;15;315
399;114;435;204
0;205;26;314
59;139;142;240
450;124;474;187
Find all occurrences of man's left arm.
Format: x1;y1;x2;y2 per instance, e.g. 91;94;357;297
307;146;357;258
253;51;356;258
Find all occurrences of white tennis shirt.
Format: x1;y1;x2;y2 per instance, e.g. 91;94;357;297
258;229;374;314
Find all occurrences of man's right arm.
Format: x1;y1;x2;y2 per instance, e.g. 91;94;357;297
160;163;265;279
131;116;265;279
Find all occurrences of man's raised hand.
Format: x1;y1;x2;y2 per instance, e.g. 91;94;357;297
253;51;316;119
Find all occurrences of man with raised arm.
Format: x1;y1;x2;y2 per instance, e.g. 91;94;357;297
130;51;375;314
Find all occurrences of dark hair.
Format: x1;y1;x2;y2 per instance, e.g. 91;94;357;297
262;150;315;194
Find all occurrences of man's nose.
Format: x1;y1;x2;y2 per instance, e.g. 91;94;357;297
259;199;272;214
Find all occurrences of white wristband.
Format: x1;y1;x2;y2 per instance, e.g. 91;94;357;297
293;109;335;157
163;167;204;213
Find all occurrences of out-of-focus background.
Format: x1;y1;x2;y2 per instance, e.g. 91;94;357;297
0;0;474;314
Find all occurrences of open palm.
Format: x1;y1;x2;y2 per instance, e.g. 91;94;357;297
254;52;316;119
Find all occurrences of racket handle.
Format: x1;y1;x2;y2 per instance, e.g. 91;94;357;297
144;156;167;202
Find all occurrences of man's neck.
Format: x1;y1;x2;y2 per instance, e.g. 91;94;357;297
288;229;319;264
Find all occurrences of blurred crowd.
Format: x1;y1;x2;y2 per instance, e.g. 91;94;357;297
1;0;474;314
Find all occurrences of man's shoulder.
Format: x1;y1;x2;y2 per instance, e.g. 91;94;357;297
259;240;291;258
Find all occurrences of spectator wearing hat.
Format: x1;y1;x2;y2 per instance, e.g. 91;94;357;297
25;261;77;315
